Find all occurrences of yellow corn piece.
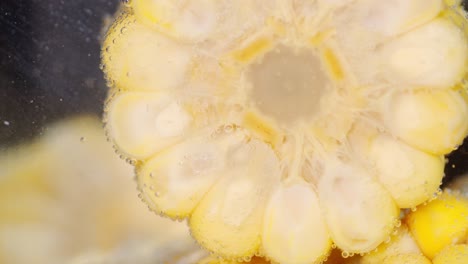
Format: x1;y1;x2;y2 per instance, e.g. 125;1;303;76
407;192;468;259
350;124;445;209
361;226;421;264
382;254;431;264
381;89;468;155
197;256;270;264
433;244;468;264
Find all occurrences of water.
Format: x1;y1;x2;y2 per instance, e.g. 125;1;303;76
2;1;468;264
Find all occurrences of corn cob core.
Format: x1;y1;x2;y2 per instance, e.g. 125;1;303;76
102;0;468;263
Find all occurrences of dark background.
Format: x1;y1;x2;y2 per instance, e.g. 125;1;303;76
0;0;467;184
0;0;118;147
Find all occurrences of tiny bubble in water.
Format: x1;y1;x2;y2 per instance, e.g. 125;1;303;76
121;0;132;6
385;236;391;244
242;256;251;262
224;124;234;133
3;121;10;126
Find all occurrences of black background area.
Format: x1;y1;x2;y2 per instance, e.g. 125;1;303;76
0;0;118;147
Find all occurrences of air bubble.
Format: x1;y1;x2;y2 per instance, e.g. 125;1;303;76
242;256;252;262
126;158;136;165
341;251;350;258
385;236;391;244
224;124;234;133
121;0;132;7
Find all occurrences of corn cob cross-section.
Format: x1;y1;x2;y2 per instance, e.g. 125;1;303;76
102;0;468;263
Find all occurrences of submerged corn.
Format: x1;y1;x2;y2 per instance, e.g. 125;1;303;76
102;0;468;263
0;117;200;264
359;189;468;264
407;191;468;259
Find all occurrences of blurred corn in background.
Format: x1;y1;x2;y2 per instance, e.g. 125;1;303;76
0;116;203;263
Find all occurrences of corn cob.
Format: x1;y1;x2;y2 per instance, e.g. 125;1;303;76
102;1;468;263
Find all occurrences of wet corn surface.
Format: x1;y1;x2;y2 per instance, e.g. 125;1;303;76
359;186;468;264
100;0;468;263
